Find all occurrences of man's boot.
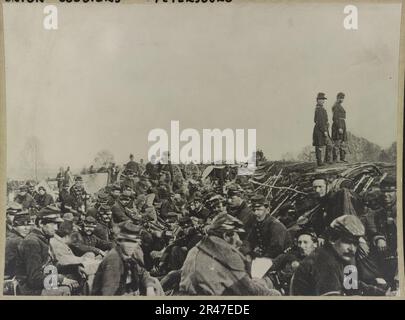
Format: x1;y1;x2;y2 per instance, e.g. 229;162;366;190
315;147;324;166
324;144;333;165
332;143;339;163
340;148;347;163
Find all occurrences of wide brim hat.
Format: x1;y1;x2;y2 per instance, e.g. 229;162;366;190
116;221;142;242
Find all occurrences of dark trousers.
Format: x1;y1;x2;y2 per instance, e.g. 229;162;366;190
333;140;346;162
315;145;332;165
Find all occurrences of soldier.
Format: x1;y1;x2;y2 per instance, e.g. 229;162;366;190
243;195;292;259
94;205;115;242
108;163;119;184
188;192;210;221
332;92;348;162
125;154;140;174
26;181;38;198
70;216;113;257
158;216;202;274
312;92;332;166
5;212;34;278
109;183;122;202
6;203;24;237
268;229;318;295
179;213;279;296
291;215;386;296
204;194;227;222
145;155;159;180
307;178;330;239
69;176;88;212
64;166;73;186
86;190;111;219
14;185;36;211
34;186;55;209
139;159;146;175
92;221;163;296
227;188;255;236
49;221;101;292
59;181;75;213
121;168;138;191
158;186;176;220
363;176;397;286
15;206;80;295
111;190;134;224
56;167;65;191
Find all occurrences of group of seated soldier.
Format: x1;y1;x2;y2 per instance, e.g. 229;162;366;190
4;158;398;296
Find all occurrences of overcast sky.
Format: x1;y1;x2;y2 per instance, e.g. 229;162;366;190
3;2;402;175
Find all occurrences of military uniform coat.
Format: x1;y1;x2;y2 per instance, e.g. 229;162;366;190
332;102;347;141
92;245;155;296
291;243;349;296
94;222;114;242
245;215;292;259
111;201;131;224
70;230;113;256
5;229;25;277
14;194;36;210
363;205;397;254
312;105;329;146
69;186;87;211
15;228;79;295
179;235;274;296
228;201;255;235
34;193;54;209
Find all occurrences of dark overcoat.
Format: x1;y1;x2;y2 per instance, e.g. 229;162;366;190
332;103;347;141
312;105;329;146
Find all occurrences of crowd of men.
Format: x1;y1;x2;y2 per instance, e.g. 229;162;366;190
4;153;398;296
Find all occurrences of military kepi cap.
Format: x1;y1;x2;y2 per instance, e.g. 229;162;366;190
317;92;327;100
37;205;64;223
83;216;98;227
6;202;23;215
13;212;33;226
228;187;243;198
250;194;269;208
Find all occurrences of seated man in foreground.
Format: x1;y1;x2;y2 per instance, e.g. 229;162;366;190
91;221;164;296
179;213;280;296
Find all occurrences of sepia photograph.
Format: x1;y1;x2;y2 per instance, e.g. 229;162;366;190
0;0;403;298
